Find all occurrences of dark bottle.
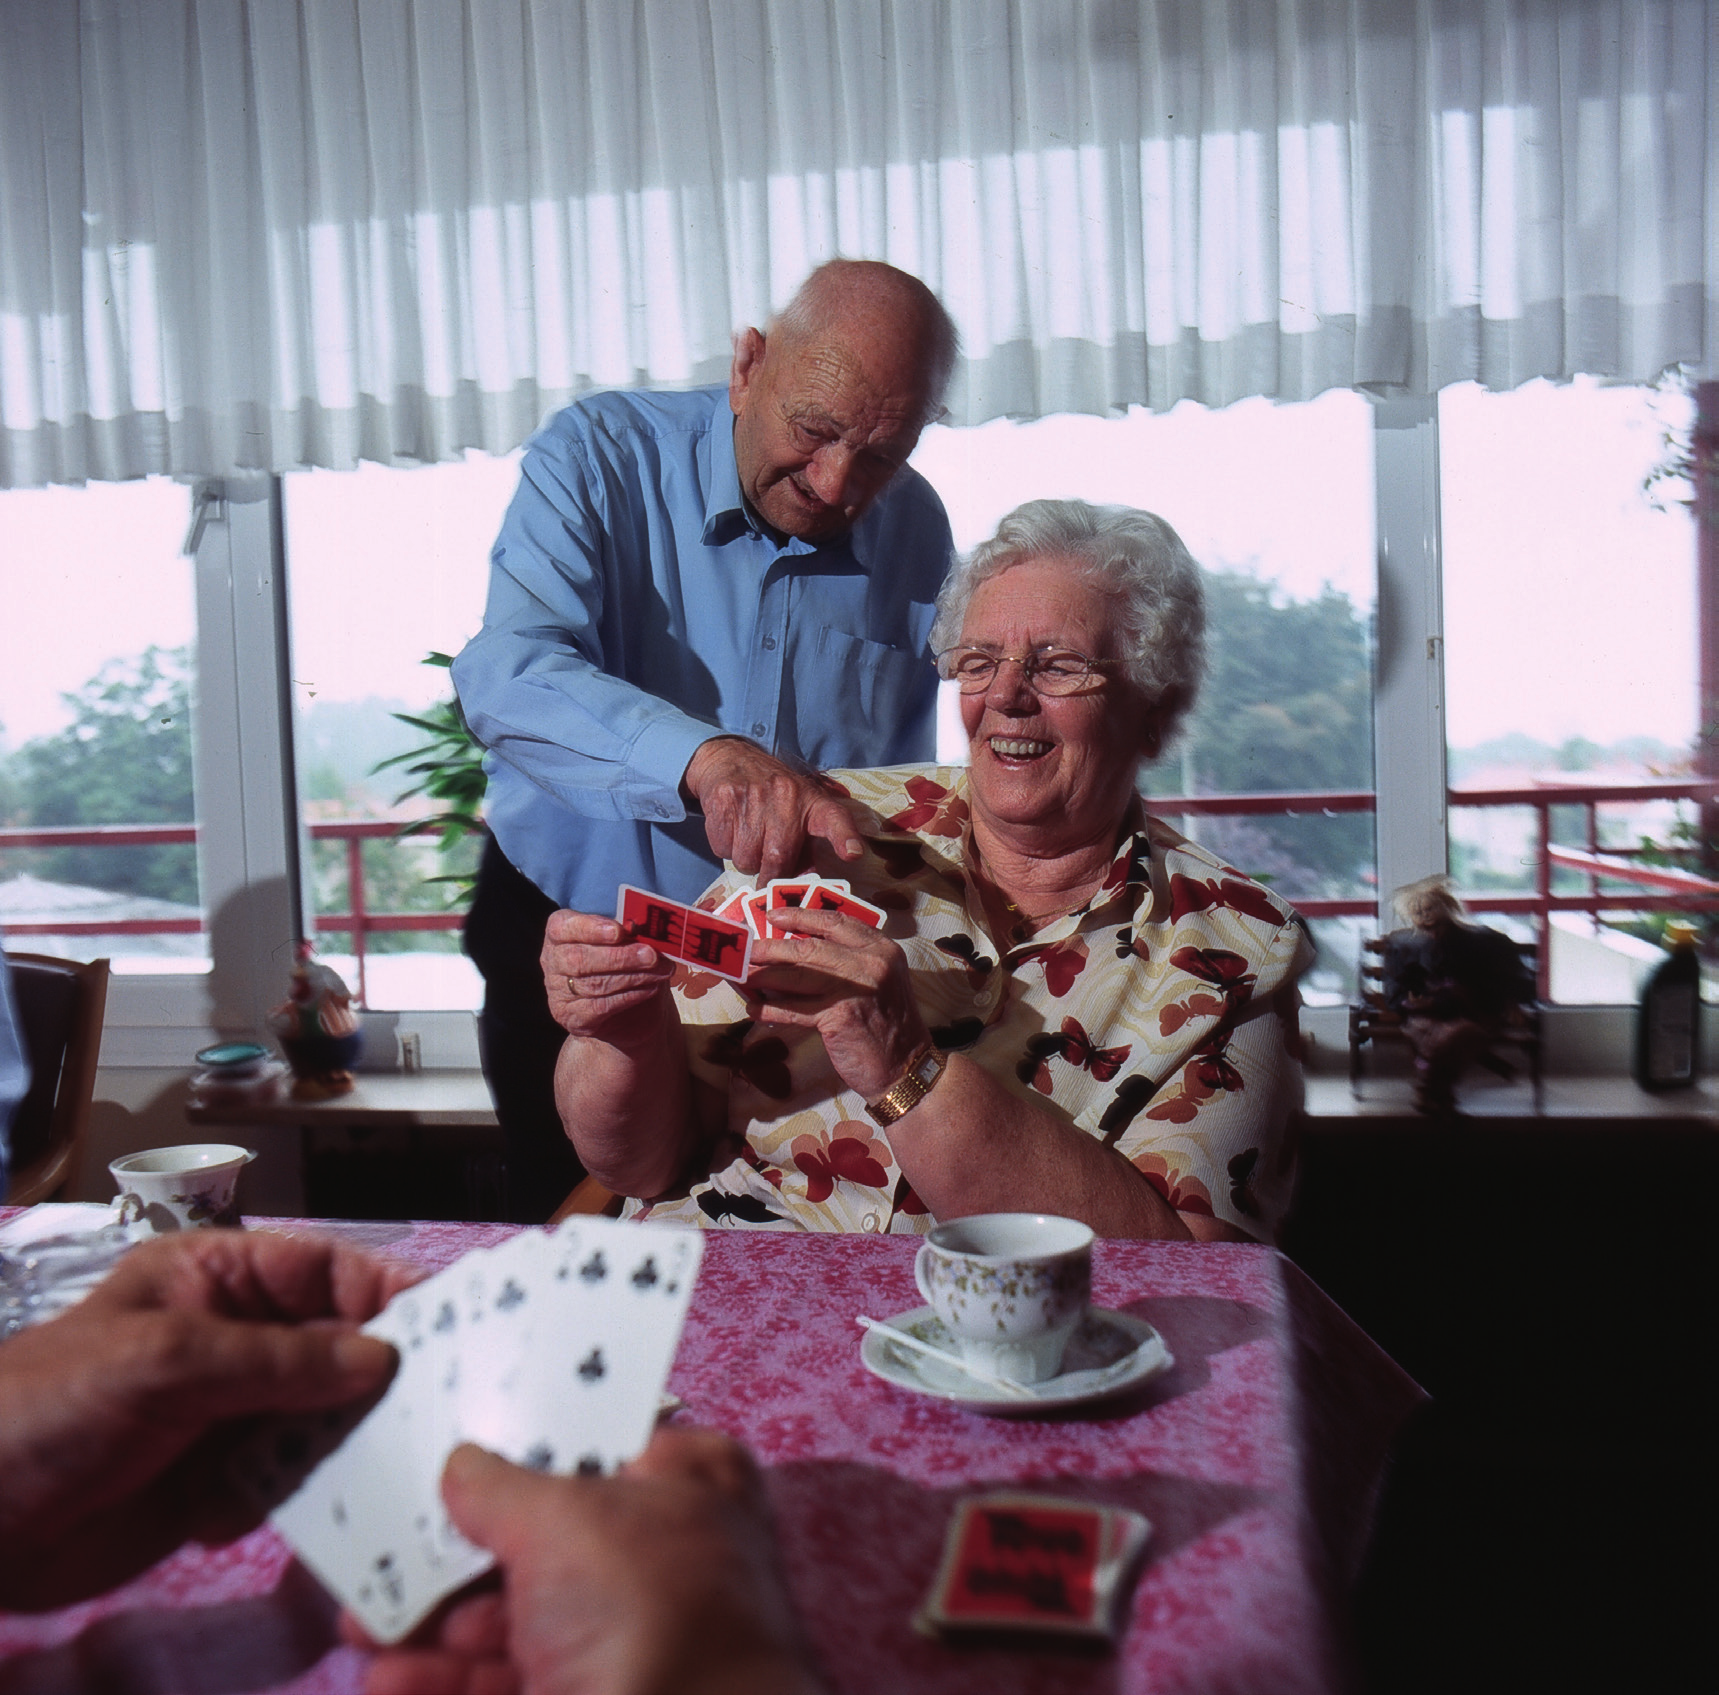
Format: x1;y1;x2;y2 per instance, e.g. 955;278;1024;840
1633;921;1702;1092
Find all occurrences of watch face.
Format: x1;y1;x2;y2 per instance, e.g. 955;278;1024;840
913;1052;941;1086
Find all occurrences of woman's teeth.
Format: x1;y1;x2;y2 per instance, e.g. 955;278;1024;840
990;737;1053;758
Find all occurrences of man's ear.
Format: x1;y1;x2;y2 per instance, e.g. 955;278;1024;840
729;327;767;415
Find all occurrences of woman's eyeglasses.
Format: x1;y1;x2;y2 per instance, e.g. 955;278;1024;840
934;647;1117;696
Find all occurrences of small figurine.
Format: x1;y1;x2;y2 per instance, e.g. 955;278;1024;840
270;941;362;1099
1382;877;1535;1113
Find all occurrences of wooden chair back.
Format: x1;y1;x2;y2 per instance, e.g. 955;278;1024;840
549;1173;623;1224
5;952;110;1204
1348;933;1543;1105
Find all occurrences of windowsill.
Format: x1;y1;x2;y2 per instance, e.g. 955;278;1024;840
1306;1072;1718;1126
185;1071;496;1127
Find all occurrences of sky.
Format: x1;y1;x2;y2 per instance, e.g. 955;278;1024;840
0;378;1697;756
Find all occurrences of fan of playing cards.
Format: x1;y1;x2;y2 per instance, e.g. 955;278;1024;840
228;1218;703;1644
618;874;886;982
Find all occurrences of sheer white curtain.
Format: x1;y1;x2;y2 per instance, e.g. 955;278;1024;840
1;0;1713;487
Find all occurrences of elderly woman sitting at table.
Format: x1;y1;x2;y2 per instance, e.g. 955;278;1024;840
544;499;1312;1241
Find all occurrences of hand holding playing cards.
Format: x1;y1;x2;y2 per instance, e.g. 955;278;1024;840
542;908;677;1042
0;1229;408;1610
745;903;931;1101
544;906;707;1200
683;738;865;883
361;1429;825;1695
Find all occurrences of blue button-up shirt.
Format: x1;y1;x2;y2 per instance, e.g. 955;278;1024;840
0;950;28;1196
453;386;955;911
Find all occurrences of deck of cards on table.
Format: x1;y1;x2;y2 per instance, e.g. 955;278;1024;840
917;1494;1152;1642
617;875;886;981
227;1217;703;1643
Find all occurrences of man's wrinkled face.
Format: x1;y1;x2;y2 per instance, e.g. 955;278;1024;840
729;330;928;543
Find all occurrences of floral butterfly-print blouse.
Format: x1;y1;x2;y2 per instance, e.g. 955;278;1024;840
628;765;1315;1241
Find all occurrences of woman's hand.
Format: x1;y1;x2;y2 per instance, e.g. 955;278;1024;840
543;908;703;1198
541;910;676;1045
742;905;930;1101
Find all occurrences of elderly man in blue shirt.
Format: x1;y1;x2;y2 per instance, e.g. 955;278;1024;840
454;260;959;1220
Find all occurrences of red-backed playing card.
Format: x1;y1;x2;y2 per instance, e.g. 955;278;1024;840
713;887;753;926
740;887;772;940
616;885;752;982
806;883;886;929
763;877;820;939
764;877;887;934
916;1493;1150;1641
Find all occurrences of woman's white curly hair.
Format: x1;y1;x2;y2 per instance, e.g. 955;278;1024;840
929;498;1207;745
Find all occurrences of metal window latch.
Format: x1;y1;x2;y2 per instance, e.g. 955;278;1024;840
182;483;227;555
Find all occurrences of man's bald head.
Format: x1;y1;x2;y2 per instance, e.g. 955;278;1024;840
770;261;959;427
729;261;959;542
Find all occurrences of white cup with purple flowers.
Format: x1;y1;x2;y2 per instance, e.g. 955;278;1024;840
109;1143;256;1233
913;1213;1094;1385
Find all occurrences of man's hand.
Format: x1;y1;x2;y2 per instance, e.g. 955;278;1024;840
682;739;865;883
0;1229;411;1610
360;1429;825;1695
542;908;676;1042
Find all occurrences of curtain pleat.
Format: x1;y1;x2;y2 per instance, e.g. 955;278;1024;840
0;0;1713;487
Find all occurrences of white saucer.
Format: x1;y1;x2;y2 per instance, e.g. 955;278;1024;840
860;1305;1173;1414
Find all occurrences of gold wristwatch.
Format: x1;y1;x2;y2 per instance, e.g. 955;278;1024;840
865;1043;948;1127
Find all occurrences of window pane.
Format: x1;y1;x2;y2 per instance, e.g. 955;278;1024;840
283;455;514;1010
1440;376;1709;1003
0;479;204;973
912;392;1378;1004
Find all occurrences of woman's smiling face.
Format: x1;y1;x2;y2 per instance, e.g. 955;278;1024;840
958;556;1157;849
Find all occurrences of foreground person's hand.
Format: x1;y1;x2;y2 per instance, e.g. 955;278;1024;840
0;1229;409;1609
360;1428;826;1695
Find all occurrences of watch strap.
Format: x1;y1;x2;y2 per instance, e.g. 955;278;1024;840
865;1043;948;1127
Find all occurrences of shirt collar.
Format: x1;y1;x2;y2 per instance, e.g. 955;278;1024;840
700;401;753;546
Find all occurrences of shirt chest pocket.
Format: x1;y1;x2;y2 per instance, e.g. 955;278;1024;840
796;628;932;763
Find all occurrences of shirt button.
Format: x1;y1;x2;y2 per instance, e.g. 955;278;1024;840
761;634;777;650
751;722;767;737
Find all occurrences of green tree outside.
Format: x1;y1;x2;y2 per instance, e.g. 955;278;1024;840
1143;570;1375;900
1;645;198;903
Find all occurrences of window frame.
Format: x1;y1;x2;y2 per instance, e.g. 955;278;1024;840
98;406;1676;1073
99;474;482;1068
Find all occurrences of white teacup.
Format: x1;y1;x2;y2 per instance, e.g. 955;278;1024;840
913;1213;1094;1385
109;1144;257;1233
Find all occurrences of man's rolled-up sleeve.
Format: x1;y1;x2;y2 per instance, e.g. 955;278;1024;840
452;438;719;825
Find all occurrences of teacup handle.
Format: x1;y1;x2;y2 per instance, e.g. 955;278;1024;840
115;1192;146;1227
913;1242;937;1306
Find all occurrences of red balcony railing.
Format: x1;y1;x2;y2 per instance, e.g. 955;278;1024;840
3;778;1715;1004
0;819;463;1005
1148;777;1719;997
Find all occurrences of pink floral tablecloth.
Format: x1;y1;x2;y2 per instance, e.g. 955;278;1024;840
0;1220;1420;1695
